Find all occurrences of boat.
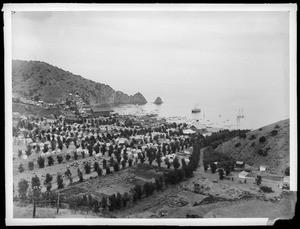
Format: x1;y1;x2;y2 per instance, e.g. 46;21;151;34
191;105;201;113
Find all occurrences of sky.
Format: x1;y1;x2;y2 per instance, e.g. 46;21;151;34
11;10;290;124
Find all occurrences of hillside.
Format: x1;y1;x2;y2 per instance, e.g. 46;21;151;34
215;119;289;175
12;60;147;106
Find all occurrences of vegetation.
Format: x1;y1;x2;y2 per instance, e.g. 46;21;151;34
259;136;266;143
56;173;64;189
28;161;34;170
18;179;29;200
260;186;274;193
37;156;45;168
271;130;278;136
18;163;25;173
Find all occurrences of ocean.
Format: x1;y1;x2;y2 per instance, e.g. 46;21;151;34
112;91;289;130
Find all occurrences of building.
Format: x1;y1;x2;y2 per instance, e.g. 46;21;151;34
238;171;249;179
259;165;267;172
235;161;245;168
189;121;206;133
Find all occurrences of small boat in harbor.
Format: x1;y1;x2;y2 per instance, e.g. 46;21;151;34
191;105;201;113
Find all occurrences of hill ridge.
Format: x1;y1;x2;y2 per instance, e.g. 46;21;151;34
12;59;147;106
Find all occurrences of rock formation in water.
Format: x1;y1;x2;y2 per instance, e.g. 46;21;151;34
154;97;163;104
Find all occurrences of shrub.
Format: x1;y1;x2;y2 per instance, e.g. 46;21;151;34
28;161;34;170
84;162;91;174
18;179;29;200
94;162;99;172
57;155;63;164
270;130;278;136
48;156;54;166
284;166;290;176
73;152;78;160
249;135;256;140
56;173;64;189
106;167;111;174
260;186;273;193
251;142;256;147
96;168;102;177
210;163;217;173
235;142;241;147
37;156;45;168
274;125;280;129
259;136;266;143
66;154;71;161
173;157;180;169
259;128;262;131
18;163;25;173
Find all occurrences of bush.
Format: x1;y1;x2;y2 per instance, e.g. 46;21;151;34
84;162;91;174
259;136;266;143
259;128;263;131
48;156;54;166
57;155;63;164
66;154;71;161
251;142;256;147
249;135;256;140
18;179;29;200
284;166;290;176
235;142;241;147
37;156;45;168
270;130;278;136
56;173;64;189
28;161;34;170
18;163;25;173
260;186;274;193
274;125;280;129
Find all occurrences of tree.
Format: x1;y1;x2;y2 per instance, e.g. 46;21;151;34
57;155;63;164
18;179;29;200
101;196;107;210
256;175;262;185
259;136;266;143
108;194;117;211
116;192;122;209
102;159;107;169
64;168;73;184
210;163;217;173
44;173;53;192
113;163;119;172
106;167;111;174
18;163;25;173
204;163;208;172
128;158;133;167
28;161;34;170
77;169;83;182
134;184;143;200
66;154;71;161
96;168;102;177
121;160;126;169
173;157;180;170
48;156;54;166
37;156;45;168
155;178;162;191
84;162;91;174
218;168;224;180
81;151;85;159
285;167;290;176
140;156;145;164
57;173;64;189
156;154;162;167
94;200;100;213
94;162;99;172
122;192;130;208
73;152;78;160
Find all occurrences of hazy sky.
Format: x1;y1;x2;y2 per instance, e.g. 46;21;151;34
11;10;289;114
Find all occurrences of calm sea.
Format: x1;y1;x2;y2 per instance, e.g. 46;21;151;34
112;92;289;130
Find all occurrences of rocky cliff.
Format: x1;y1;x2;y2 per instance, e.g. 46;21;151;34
12;60;147;106
154;97;163;104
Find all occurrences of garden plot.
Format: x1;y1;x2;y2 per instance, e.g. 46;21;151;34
56;163;167;200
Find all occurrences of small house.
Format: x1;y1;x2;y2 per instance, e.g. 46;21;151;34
238;171;249;179
259;165;267;172
235;161;245;168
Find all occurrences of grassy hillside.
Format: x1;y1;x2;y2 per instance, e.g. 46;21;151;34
12;60;147;105
215;119;289;175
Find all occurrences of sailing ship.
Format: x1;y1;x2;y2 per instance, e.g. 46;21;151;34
191;104;201;113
